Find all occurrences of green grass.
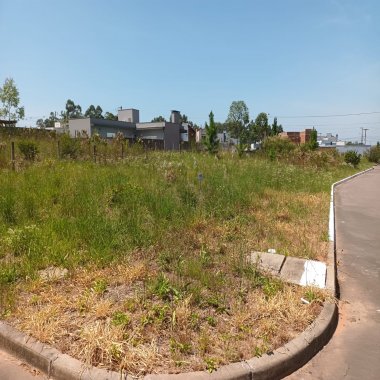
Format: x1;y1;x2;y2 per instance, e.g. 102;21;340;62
0;149;370;375
0;152;366;289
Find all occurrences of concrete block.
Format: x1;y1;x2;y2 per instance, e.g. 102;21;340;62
299;260;326;289
279;256;306;285
249;251;285;276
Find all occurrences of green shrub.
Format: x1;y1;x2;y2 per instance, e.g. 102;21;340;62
59;134;80;158
307;129;318;150
18;141;39;161
366;143;380;163
344;150;361;167
262;136;295;159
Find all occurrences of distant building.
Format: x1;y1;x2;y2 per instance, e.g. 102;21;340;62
196;129;239;146
0;119;17;127
181;123;196;144
44;121;67;134
196;128;206;143
318;133;338;147
216;131;237;146
68;109;195;151
279;129;312;144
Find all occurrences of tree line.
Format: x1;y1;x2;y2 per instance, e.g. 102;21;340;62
0;78;280;146
36;99;120;129
221;100;283;143
37;101;197;129
204;100;284;154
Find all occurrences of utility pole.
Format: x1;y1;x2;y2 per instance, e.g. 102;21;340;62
360;127;364;144
363;128;369;145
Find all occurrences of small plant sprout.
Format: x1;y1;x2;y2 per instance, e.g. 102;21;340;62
92;279;108;295
205;358;218;373
111;311;131;328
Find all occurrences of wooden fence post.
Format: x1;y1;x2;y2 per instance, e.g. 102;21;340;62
11;141;15;170
57;140;61;159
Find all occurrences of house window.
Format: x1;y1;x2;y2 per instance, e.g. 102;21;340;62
107;132;116;138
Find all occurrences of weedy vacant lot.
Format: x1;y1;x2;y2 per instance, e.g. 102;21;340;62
0;152;362;377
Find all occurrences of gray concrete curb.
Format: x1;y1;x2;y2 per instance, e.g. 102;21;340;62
0;322;124;379
0;167;374;380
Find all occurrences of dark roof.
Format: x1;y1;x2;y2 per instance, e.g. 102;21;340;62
88;118;135;129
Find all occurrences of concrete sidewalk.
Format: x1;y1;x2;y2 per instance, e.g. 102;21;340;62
0;349;48;380
286;166;380;380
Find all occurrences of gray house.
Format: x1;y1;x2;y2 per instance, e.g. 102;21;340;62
68;109;187;150
317;133;338;147
69;118;135;139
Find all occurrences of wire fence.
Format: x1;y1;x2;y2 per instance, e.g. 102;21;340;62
0;127;196;169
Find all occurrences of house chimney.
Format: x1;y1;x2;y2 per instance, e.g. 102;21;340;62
171;110;181;124
118;108;139;123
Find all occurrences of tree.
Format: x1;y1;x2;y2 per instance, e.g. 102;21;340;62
0;78;25;121
215;122;227;133
62;99;82;122
308;128;318;150
84;105;103;119
36;112;58;129
36;118;45;129
180;114;197;128
226;101;249;141
271;117;283;136
151;116;166;122
104;112;118;121
251;112;271;142
204;111;219;154
366;142;380;163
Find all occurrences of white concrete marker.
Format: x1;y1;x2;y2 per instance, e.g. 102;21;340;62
299;260;327;289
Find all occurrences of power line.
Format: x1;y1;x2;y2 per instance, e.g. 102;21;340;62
283;122;380;127
277;111;380;118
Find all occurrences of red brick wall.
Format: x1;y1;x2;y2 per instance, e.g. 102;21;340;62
280;129;312;144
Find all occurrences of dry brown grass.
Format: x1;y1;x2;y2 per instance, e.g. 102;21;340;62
10;257;326;377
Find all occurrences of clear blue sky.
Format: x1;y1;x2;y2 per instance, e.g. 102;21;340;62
1;0;379;144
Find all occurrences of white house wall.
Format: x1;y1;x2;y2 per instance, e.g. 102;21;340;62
69;119;91;137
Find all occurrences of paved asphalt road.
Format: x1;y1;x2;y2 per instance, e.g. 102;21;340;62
286;166;380;380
